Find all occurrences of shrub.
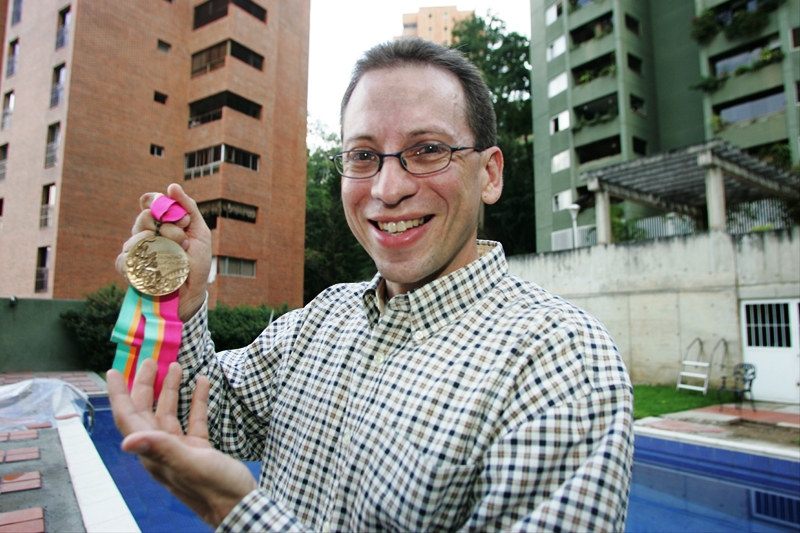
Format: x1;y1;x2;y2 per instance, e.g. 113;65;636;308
724;9;768;40
689;75;728;92
208;303;291;351
61;284;125;372
690;10;721;43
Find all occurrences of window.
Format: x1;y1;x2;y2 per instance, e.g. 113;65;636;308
744;303;792;347
575;93;618;125
218;256;255;277
2;92;14;130
11;0;22;25
35;246;50;293
625;14;640;35
627;54;642;74
793;27;800;49
572;52;616;85
191;41;227;77
711;37;780;76
546;35;566;61
184;144;259;179
575;135;621;164
45;123;60;168
716;89;785;125
230;40;263;70
545;2;563;26
197;199;257;229
0;198;4;231
51;64;66;107
194;0;267;30
553;189;573;211
150;144;164;157
157;39;171;52
40;184;55;228
551;149;571;173
189;91;261;127
56;6;70;49
632;136;647;156
154;91;168;104
548;72;568;98
570;13;614;47
0;144;7;181
550;110;571;134
630;94;645;116
6;40;19;77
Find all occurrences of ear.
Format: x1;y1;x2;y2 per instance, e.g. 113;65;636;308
479;147;503;205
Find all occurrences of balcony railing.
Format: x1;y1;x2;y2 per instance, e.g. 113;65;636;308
188;108;223;128
56;26;68;49
6;55;16;77
45;142;59;167
50;83;64;107
0;160;6;181
35;267;49;292
184;162;221;180
1;110;12;130
40;205;54;228
191;57;225;78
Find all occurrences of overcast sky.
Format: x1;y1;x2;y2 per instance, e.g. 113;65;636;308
307;1;531;144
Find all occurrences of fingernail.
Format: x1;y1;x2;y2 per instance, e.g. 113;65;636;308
181;239;189;250
124;439;150;454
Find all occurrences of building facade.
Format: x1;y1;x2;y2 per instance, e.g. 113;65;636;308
530;0;799;252
0;0;309;309
397;6;473;46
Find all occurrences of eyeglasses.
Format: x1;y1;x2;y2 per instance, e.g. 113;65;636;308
329;143;481;179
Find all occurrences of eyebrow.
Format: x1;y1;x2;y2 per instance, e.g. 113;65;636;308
343;128;455;147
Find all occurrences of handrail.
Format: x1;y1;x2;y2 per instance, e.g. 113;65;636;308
710;338;729;374
683;337;703;362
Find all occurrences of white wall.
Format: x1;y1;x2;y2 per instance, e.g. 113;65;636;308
507;228;800;385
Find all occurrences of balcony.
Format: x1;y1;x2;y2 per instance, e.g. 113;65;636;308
40;205;54;228
189;108;223;128
1;110;11;130
569;31;615;68
56;26;68;49
45;142;59;167
717;109;788;150
710;61;784;107
184;161;221;180
5;55;16;77
35;268;48;293
50;83;64;108
0;160;6;181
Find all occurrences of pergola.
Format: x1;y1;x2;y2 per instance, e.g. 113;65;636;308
581;140;800;244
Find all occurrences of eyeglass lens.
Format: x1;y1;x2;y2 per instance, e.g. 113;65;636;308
336;144;454;178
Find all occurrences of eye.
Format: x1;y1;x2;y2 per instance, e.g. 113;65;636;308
348;150;379;163
411;144;447;156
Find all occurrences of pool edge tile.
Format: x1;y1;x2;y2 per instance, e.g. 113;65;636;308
56;418;141;533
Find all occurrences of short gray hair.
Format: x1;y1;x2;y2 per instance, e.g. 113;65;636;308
340;38;497;149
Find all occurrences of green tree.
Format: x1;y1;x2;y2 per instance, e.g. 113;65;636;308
452;14;536;255
208;303;290;351
61;283;125;372
303;126;374;303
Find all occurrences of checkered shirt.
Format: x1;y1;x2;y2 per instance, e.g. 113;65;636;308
177;241;633;532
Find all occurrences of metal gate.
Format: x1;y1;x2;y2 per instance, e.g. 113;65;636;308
740;299;800;404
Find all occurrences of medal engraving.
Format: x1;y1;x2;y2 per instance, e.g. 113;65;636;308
126;236;190;296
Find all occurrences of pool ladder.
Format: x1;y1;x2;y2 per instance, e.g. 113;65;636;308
676;338;728;395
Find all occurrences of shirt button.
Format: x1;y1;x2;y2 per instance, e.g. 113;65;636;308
322;521;331;533
413;331;425;342
375;354;385;365
343;431;351;447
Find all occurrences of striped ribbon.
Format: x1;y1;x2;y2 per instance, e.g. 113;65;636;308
110;195;187;399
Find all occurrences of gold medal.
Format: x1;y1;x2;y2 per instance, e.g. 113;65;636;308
125;236;190;296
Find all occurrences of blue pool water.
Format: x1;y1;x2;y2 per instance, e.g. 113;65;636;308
88;400;799;532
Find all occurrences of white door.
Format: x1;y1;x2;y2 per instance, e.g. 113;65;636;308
741;300;800;404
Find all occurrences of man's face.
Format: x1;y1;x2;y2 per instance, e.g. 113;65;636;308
341;65;502;298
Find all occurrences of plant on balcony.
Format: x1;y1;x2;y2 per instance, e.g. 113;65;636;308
594;21;614;39
578;70;596;86
711;114;729;133
598;64;617;78
690;10;721;44
724;9;769;40
689;74;729;93
756;0;786;12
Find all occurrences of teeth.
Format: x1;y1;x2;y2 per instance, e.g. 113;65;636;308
378;217;424;235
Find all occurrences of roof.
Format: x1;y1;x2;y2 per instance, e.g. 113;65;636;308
581;140;800;217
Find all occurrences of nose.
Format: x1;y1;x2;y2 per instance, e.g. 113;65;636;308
370;155;418;206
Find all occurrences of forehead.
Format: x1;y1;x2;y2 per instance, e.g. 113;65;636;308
342;65;470;146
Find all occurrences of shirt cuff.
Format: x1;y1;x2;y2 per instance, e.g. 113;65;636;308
216;488;309;533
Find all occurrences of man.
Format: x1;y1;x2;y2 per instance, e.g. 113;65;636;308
110;38;633;532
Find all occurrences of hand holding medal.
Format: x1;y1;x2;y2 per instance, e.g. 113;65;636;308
111;192;198;399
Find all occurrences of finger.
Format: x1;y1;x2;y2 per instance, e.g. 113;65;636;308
108;369;150;436
131;209;157;236
139;192;162;211
130;358;157;413
155;363;184;435
167;184;206;237
155;222;188;247
187;376;210;441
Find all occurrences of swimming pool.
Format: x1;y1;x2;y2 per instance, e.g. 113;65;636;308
88;399;799;532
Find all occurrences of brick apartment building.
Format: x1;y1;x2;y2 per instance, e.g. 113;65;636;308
0;0;309;309
396;6;473;46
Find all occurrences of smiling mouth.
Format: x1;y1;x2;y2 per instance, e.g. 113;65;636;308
374;216;431;235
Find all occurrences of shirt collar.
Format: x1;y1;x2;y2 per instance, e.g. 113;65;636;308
362;240;507;338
